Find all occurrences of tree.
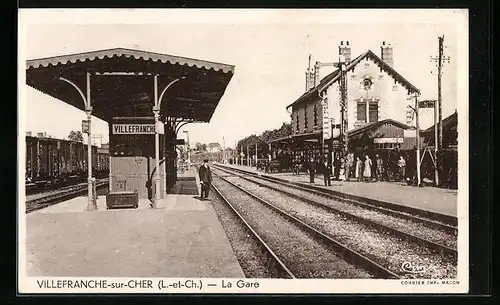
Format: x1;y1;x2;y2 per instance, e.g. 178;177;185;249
68;130;84;143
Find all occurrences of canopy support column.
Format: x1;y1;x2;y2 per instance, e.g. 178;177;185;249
153;76;185;206
153;75;161;208
60;72;95;211
85;73;94;210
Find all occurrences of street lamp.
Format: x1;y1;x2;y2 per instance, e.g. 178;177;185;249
183;130;190;169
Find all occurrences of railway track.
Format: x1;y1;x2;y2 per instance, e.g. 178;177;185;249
25;179;109;213
213;165;457;262
213;163;458;234
211;183;296;279
211;170;399;279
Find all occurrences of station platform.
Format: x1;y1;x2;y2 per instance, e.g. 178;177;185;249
217;163;458;219
25;169;244;278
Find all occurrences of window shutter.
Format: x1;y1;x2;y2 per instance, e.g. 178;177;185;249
357;100;367;122
369;101;379;122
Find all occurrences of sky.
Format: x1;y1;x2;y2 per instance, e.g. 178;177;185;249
19;9;467;148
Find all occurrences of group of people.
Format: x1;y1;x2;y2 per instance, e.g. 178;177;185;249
305;154;408;186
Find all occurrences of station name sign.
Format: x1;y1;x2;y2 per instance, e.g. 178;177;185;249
373;137;404;144
112;124;156;135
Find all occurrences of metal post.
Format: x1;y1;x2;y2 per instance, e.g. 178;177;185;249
247;145;249;166
86;72;95;211
438;35;444;151
415;94;421;186
223;136;226;164
255;142;258;169
153;74;160;207
434;92;439;186
163;122;168;198
186;131;190;169
338;55;348;180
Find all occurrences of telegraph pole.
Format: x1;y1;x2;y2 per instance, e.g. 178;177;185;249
255;142;258;169
334;55;348;179
223;136;226;164
430;35;450;186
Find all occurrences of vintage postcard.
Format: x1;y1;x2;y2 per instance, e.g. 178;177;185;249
18;9;469;294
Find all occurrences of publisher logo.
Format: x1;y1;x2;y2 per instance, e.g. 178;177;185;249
401;261;426;274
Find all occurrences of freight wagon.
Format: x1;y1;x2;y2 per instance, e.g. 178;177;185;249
25;135;109;186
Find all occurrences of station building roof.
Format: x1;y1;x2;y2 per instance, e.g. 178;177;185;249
26;48;235;123
286;50;420;110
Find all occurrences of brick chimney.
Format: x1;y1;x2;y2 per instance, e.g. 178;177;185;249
305;54;315;91
381;41;394;67
26;131;32;137
339;41;351;63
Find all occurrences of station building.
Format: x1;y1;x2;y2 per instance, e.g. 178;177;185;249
26;48;234;208
269;41;422;170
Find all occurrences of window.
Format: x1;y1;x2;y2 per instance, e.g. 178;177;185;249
357;99;379;123
304;108;308;130
357;100;367;122
296;113;299;132
313;103;318;126
369;101;379;122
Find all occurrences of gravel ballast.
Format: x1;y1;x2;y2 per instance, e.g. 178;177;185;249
208;188;278;278
243;174;457;249
221;173;457;279
211;176;374;279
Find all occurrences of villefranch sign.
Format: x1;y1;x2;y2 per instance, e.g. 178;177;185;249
112;124;156;135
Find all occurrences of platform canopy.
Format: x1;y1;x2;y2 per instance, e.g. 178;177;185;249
26;48;235;123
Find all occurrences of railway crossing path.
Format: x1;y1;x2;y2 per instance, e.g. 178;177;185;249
25;169;244;278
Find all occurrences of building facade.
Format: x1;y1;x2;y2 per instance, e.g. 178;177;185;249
281;41;420;165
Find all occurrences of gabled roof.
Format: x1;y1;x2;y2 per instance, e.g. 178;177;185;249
208;142;222;148
346;119;413;138
286;50;420;109
27;48;234;73
421;111;457;134
26;48;235;123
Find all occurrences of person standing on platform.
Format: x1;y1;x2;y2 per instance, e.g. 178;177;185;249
363;155;372;182
322;160;332;186
355;156;362;181
344;154;352;181
198;159;212;200
397;155;407;182
308;157;316;183
333;155;341;180
375;154;384;181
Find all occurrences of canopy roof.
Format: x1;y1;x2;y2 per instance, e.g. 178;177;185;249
26;48;235;123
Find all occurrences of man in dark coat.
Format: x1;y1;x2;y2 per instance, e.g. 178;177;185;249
198;159;212;200
321;160;332;186
308;157;316;183
333;155;341;180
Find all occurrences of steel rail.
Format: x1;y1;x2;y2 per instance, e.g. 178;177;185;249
213;164;457;235
214;166;457;262
26;180;109;213
210;181;296;279
212;170;400;279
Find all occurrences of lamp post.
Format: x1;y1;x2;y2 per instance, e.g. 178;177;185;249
183;130;190;169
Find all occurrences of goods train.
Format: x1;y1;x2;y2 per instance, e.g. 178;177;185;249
25;135;109;187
